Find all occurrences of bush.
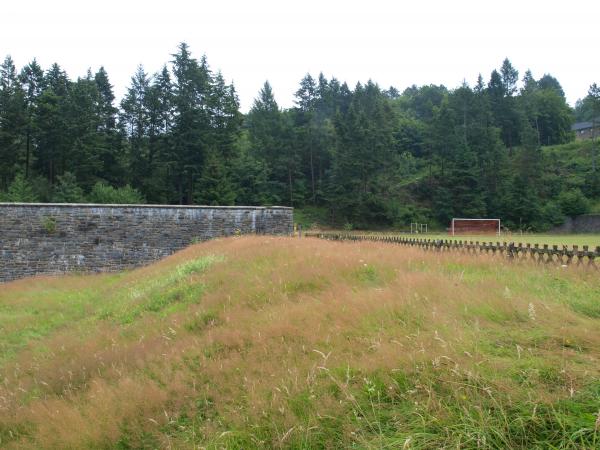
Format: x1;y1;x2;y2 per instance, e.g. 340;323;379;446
88;182;145;204
536;201;566;231
388;202;433;230
0;174;38;202
30;176;53;202
558;188;590;217
52;172;85;203
42;216;57;234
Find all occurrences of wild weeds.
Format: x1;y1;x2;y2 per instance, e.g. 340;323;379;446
0;236;599;449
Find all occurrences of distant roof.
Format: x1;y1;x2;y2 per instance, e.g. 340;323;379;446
572;122;594;131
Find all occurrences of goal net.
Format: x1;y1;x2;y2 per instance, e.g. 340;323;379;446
450;218;500;236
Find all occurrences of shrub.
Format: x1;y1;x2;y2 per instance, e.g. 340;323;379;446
52;172;85;203
42;216;57;234
536;201;566;231
88;182;145;204
1;174;38;202
558;188;590;217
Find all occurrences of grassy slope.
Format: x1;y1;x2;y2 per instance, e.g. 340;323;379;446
1;236;600;449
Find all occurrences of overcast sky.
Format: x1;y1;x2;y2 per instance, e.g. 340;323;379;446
2;0;599;111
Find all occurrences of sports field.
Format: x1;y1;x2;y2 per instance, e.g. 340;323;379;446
331;232;600;248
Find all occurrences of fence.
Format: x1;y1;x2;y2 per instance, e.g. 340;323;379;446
304;232;600;268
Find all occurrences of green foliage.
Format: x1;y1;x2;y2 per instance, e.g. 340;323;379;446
88;182;145;204
41;216;57;234
1;50;597;230
185;311;223;333
539;201;566;230
51;172;84;203
194;151;236;205
1;174;38;202
293;206;330;229
558;188;590;217
388;203;433;229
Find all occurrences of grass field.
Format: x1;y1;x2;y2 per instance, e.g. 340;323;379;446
318;231;600;248
1;236;600;448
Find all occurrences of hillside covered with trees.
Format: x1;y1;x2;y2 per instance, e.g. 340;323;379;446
1;43;599;231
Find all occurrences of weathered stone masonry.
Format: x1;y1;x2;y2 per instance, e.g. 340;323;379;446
0;203;293;282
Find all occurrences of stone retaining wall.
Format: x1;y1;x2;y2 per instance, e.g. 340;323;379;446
0;203;293;282
551;214;600;233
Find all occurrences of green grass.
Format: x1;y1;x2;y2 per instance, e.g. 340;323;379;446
0;254;222;365
1;237;600;449
420;233;600;247
326;231;600;248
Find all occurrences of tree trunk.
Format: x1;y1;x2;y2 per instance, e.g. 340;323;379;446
25;129;30;179
310;146;316;204
288;167;293;206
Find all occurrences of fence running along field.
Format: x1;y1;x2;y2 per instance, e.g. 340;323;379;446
305;232;600;268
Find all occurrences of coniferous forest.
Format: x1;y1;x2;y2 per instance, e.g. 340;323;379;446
1;43;599;231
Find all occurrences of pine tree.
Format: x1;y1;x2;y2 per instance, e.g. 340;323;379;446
295;74;316;111
94;67;123;184
121;65;151;189
32;64;71;186
488;63;520;149
537;74;565;98
19;59;45;178
0;56;26;189
171;43;214;204
500;58;519;97
51;171;84;202
63;75;104;187
3;173;38;202
194;150;236;205
231;139;273;205
143;66;173;201
247;81;287;203
447;144;486;218
330;82;397;224
34;88;65;183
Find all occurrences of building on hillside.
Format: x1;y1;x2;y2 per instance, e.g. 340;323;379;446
572;119;600;140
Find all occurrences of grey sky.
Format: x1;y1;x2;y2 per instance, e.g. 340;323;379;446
2;0;598;111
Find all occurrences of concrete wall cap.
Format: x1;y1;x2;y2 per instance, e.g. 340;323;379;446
0;203;293;210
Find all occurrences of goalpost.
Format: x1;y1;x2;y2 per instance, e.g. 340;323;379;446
410;222;428;234
451;218;501;236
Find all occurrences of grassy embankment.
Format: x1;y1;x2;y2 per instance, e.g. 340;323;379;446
1;236;600;448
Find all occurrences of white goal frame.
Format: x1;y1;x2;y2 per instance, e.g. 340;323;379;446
410;222;428;234
451;218;501;236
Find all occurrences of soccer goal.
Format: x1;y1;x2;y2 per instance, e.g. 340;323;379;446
450;218;501;236
410;222;428;234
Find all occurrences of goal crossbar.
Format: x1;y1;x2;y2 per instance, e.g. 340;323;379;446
451;218;500;236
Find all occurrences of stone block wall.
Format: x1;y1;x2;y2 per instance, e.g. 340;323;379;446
0;203;293;282
551;214;600;233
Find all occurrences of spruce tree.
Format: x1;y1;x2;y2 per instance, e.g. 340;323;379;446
247;81;293;204
121;65;151;189
19;59;45;178
0;56;26;189
51;171;84;202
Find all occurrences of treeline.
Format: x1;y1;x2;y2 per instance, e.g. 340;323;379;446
1;43;599;230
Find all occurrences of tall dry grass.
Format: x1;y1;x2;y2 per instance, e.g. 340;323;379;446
1;236;599;448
